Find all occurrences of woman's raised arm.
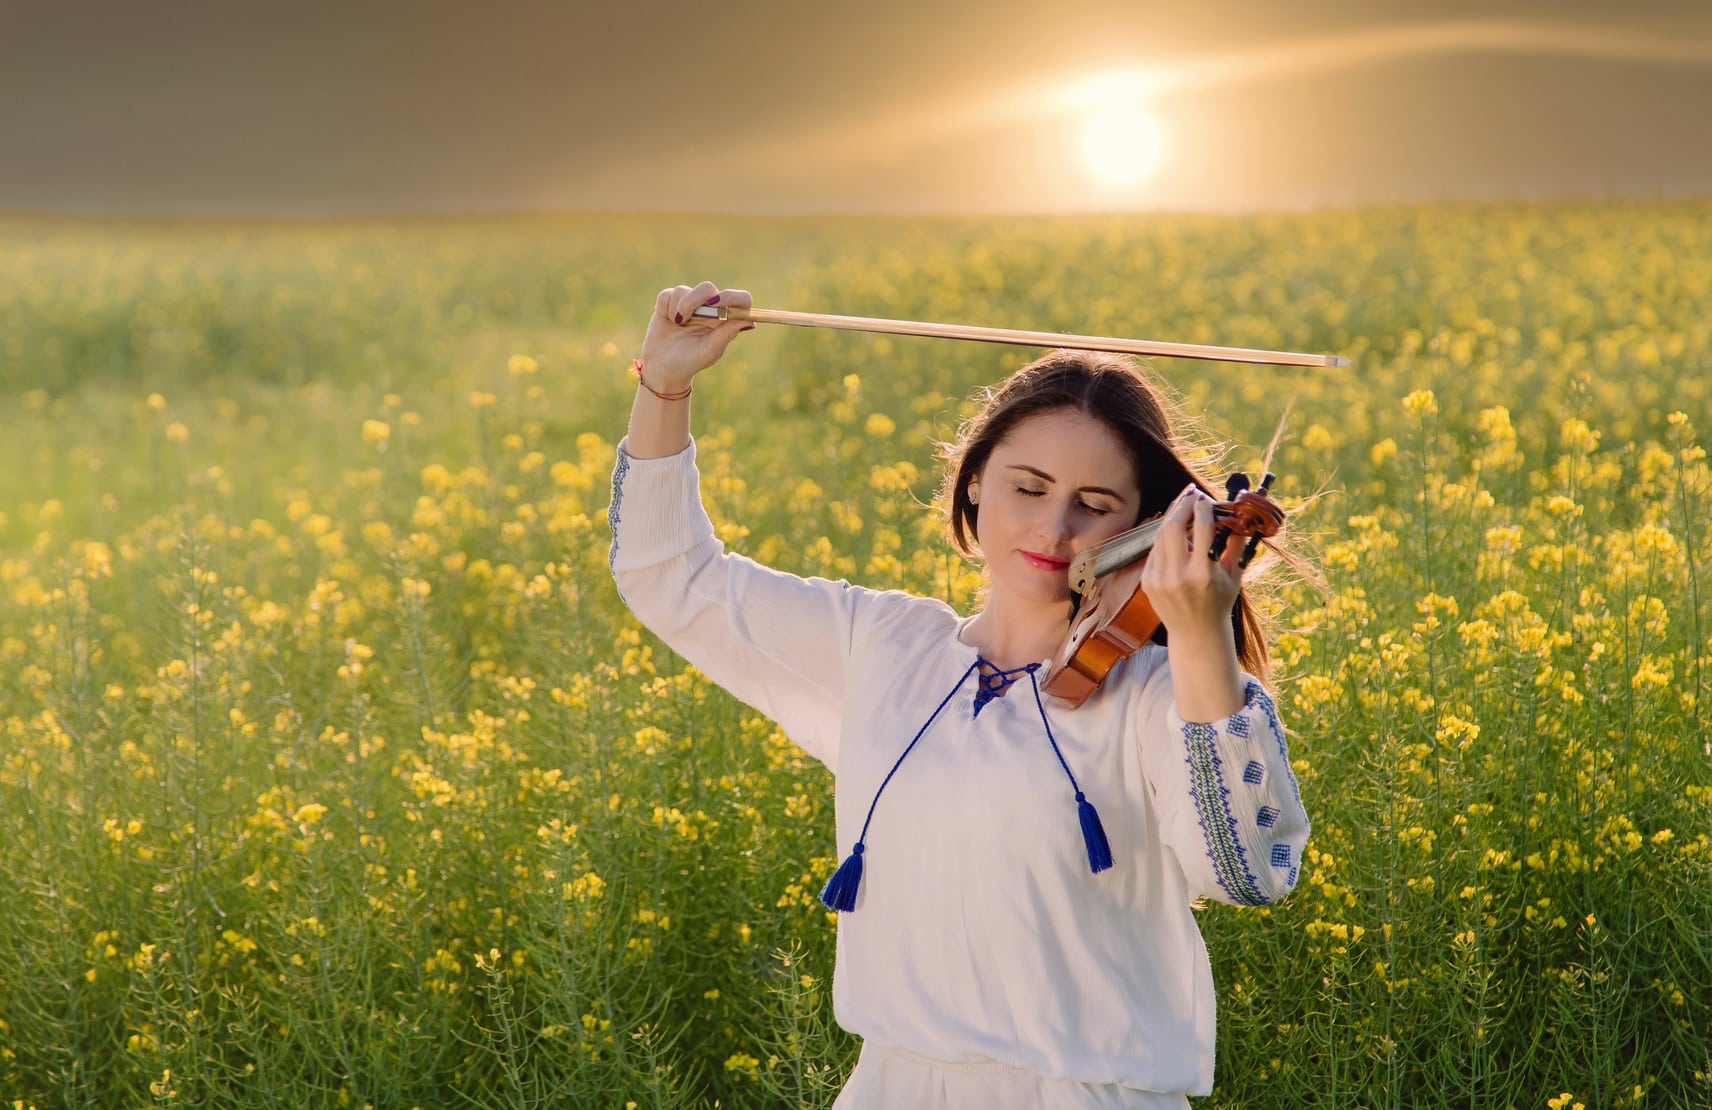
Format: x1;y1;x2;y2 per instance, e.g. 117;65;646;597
624;281;752;460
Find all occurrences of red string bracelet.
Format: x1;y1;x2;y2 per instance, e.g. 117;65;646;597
632;358;692;400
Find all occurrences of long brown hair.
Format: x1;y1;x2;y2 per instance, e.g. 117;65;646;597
938;349;1276;682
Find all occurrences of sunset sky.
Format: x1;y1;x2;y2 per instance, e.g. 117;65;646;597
3;0;1710;215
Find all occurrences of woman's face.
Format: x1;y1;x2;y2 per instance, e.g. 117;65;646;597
967;407;1142;609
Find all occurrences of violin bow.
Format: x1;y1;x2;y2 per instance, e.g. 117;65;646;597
692;305;1349;369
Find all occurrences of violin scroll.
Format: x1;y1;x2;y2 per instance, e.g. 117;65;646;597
1207;472;1282;568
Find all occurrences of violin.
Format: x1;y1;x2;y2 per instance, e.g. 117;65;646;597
1042;471;1286;707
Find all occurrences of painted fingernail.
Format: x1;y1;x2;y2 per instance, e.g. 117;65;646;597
674;312;683;324
740;323;755;332
707;294;720;305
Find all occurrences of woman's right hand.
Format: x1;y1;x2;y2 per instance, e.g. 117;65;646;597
637;281;753;395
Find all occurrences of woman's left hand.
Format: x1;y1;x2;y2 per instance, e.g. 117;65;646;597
1141;483;1245;645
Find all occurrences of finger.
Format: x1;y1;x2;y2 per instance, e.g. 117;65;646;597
687;285;756;359
663;281;713;326
1152;486;1195;562
1160;484;1196;532
706;286;756;334
669;281;722;326
1188;493;1216;556
655;286;682;322
1217;524;1248;575
719;287;757;332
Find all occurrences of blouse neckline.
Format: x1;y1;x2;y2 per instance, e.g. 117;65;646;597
952;613;1054;672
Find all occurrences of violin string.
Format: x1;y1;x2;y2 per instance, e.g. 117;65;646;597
1087;486;1263;581
1091;518;1164;579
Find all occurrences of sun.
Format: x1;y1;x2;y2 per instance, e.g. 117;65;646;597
1081;102;1165;187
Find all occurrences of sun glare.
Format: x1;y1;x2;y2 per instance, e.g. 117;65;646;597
1082;102;1164;187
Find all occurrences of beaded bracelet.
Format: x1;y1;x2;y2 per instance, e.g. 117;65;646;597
632;358;692;401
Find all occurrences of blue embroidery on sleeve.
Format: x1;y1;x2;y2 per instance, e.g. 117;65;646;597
1183;721;1267;906
1249;680;1306;822
1183;680;1304;906
607;448;630;572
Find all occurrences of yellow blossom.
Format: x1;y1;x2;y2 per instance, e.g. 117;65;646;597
1435;714;1480;751
1560;417;1600;454
564;871;606;900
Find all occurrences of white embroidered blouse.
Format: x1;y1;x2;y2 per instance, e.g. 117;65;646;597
607;438;1309;1096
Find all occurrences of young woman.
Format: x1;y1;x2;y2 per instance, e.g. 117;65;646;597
608;281;1309;1108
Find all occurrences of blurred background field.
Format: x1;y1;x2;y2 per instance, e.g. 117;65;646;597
1;200;1709;1107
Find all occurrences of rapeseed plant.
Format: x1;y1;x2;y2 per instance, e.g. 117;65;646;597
2;204;1709;1107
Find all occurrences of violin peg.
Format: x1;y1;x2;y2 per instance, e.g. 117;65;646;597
1224;472;1250;499
1257;472;1277;494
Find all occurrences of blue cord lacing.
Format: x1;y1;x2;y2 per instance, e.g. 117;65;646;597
1025;665;1114;874
972;657;1037;716
819;657;1114;913
818;660;977;912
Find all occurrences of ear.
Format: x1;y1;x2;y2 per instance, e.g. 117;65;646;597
967;478;980;506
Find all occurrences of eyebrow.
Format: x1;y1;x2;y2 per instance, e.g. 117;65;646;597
1005;465;1129;501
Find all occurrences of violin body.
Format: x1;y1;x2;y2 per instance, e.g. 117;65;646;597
1043;561;1160;707
1042;481;1286;708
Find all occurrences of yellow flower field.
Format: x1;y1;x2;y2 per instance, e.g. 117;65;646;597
1;202;1709;1107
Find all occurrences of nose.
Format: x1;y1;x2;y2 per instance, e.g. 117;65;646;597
1040;497;1077;545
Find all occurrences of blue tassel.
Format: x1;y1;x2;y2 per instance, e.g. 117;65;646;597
819;842;865;911
1076;792;1113;873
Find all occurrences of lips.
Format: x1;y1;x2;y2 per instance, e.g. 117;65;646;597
1022;551;1070;571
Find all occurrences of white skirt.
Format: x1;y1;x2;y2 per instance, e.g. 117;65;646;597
831;1042;1193;1110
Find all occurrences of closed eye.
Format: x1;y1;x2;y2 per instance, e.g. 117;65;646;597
1015;486;1115;515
